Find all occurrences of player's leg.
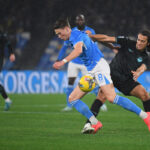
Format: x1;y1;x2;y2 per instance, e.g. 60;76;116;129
0;84;12;111
62;62;78;111
88;89;106;121
69;85;102;133
95;58;150;131
100;83;150;131
130;84;150;111
80;63;107;112
113;78;150;112
81;89;106;133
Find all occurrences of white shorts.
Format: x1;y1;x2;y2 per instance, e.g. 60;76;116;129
67;61;88;78
88;58;113;87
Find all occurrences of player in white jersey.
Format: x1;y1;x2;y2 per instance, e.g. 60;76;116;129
53;18;150;133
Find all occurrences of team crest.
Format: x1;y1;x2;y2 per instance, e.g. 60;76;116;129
137;57;143;62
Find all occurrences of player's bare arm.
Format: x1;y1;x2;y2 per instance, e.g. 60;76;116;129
100;42;120;51
131;64;147;81
89;34;116;43
65;42;83;62
53;42;83;69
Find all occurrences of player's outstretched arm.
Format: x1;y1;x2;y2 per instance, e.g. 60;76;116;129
89;34;116;43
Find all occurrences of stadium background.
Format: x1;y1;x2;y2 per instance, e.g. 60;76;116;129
0;0;150;93
1;1;150;150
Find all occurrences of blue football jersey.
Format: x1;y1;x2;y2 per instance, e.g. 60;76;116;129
69;30;104;71
57;26;96;64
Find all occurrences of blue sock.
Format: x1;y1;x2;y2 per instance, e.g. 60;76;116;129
93;86;99;96
113;95;141;115
70;100;93;119
66;86;74;107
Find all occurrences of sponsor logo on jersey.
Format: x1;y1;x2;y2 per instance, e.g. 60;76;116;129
137;57;143;62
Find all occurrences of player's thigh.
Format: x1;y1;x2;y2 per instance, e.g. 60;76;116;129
92;58;112;87
67;62;79;78
100;83;116;103
130;84;150;101
94;59;116;101
97;88;107;103
69;85;87;102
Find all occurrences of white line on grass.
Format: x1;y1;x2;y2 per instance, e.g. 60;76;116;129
0;104;65;108
0;111;77;115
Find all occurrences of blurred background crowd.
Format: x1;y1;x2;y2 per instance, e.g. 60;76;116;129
1;0;150;70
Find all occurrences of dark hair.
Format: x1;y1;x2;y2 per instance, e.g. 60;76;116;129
139;30;150;51
139;30;150;43
54;18;70;30
76;14;85;21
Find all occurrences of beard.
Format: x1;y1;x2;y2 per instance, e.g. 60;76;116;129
77;24;85;31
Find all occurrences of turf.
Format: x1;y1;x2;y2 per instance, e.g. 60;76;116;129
0;94;150;150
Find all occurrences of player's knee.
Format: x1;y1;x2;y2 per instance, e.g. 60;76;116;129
140;92;150;101
97;95;106;103
68;94;76;102
106;95;116;103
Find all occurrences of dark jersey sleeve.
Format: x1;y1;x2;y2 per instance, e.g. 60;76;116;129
7;41;13;54
145;52;150;69
116;36;129;46
4;34;13;54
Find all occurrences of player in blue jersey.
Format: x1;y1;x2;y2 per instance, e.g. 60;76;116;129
53;18;150;133
56;14;107;112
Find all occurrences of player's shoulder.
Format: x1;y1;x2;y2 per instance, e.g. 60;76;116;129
84;26;95;34
85;26;94;30
117;36;135;45
72;27;78;31
71;29;83;38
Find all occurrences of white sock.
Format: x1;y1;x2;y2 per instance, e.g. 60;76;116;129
89;116;98;125
5;98;11;102
139;110;148;119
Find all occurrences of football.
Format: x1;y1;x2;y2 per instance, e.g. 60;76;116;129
79;75;96;92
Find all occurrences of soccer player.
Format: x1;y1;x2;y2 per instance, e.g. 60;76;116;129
82;30;150;133
53;18;150;133
0;30;15;111
55;14;107;112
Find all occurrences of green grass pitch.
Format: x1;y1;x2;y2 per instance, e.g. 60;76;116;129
0;94;150;150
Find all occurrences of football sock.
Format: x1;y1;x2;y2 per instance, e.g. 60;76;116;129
113;95;142;115
143;99;150;112
139;110;148;119
92;86;99;96
89;116;98;125
5;98;11;102
70;99;94;119
66;85;74;107
0;84;8;99
86;99;103;123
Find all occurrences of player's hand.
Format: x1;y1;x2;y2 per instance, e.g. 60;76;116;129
112;49;119;54
53;61;65;70
85;30;92;35
9;54;15;62
131;70;140;81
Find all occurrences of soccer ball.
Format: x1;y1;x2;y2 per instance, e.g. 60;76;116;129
79;75;96;92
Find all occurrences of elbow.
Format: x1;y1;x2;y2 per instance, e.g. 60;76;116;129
76;49;82;57
78;50;82;56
